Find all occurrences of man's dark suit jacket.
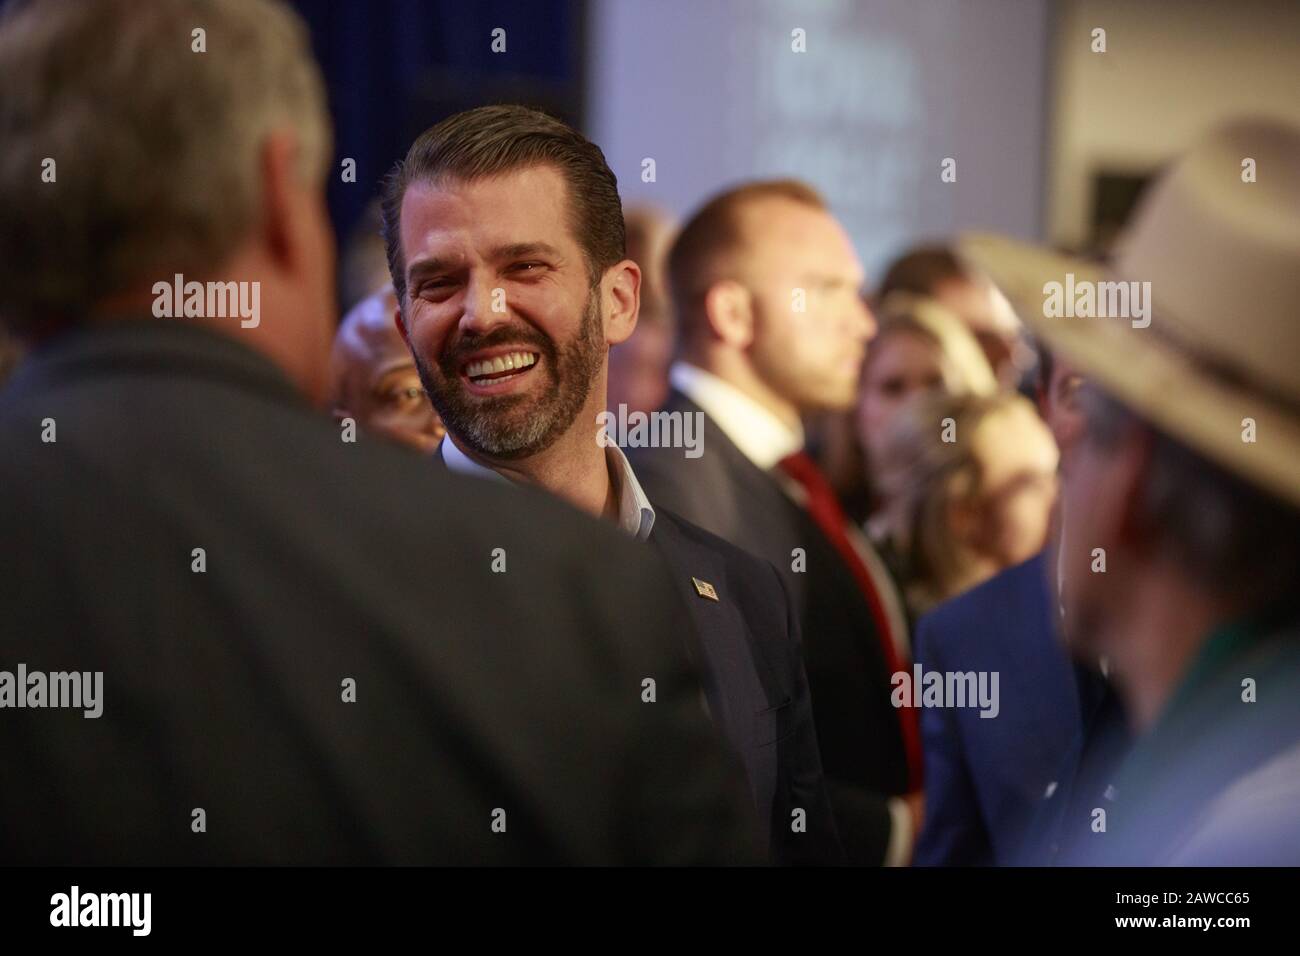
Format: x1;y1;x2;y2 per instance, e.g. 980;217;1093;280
630;390;908;864
0;321;762;865
643;508;842;864
431;449;844;865
911;553;1083;865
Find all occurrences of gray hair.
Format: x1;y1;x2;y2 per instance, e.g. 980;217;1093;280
0;0;331;335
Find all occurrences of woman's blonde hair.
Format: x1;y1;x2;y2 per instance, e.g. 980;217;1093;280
877;390;1041;614
868;292;999;398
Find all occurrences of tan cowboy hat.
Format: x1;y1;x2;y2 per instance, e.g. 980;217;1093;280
959;118;1300;509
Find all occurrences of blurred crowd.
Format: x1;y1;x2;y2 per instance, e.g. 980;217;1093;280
1;0;1295;867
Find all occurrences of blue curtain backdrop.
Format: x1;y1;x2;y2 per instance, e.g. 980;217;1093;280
291;0;586;253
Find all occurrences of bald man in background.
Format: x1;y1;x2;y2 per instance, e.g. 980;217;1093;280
631;180;918;864
331;286;444;452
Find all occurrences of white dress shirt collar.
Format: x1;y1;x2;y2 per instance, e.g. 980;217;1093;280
669;362;804;469
440;436;656;541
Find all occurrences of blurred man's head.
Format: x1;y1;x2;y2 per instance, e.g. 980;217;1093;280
1059;386;1300;668
1057;383;1300;732
962;119;1300;733
0;0;336;400
607;205;676;414
330;286;444;453
382;105;638;462
669;181;874;421
877;245;1025;389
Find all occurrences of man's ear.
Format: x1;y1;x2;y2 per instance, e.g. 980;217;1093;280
258;129;305;271
604;259;641;347
703;280;755;349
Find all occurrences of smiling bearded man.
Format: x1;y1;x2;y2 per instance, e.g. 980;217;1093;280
421;271;604;460
381;105;844;865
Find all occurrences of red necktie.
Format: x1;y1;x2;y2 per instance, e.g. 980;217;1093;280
779;450;922;791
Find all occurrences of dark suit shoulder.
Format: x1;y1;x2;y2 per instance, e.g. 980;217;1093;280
628;442;733;525
651;507;790;618
630;400;797;568
0;325;761;865
652;507;780;580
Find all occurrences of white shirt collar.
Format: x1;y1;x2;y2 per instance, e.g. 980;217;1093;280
669;362;804;469
440;436;655;541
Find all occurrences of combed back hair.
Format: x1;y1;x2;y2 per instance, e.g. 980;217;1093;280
667;179;827;343
875;245;976;302
1079;385;1300;606
0;0;331;336
381;105;625;311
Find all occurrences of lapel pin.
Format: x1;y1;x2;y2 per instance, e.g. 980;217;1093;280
692;577;719;601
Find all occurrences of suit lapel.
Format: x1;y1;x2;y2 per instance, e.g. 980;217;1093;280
648;511;778;839
649;513;746;722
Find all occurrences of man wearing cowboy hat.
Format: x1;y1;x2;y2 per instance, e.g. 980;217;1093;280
961;118;1300;865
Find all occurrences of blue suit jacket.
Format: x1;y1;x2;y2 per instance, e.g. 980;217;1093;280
912;553;1081;865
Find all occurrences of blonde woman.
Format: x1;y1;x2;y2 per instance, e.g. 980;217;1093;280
874;391;1059;620
855;293;998;534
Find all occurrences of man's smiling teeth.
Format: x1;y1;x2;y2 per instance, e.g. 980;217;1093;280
465;351;538;379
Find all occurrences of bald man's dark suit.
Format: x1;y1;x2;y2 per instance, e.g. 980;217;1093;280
0;321;761;865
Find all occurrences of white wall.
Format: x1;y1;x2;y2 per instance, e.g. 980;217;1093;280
587;0;1052;281
1048;0;1300;248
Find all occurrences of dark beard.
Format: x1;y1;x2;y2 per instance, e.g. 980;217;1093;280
413;288;605;460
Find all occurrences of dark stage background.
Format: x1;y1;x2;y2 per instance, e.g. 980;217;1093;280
291;0;587;255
